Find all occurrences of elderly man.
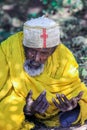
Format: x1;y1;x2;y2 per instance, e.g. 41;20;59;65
0;16;87;130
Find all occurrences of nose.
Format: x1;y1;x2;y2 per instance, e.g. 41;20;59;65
35;52;41;62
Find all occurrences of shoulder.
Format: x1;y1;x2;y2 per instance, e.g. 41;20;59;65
1;31;23;45
0;31;23;54
55;43;78;67
6;31;23;42
56;43;76;60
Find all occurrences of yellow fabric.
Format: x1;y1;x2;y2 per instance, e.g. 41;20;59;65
0;32;87;130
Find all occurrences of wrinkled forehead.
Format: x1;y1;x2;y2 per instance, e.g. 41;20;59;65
24;45;57;52
33;47;55;52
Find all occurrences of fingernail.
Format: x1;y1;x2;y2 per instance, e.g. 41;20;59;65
81;91;84;94
56;94;60;97
52;97;54;101
80;91;84;96
42;90;46;95
61;94;64;97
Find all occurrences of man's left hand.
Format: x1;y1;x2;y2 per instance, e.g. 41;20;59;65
52;91;84;112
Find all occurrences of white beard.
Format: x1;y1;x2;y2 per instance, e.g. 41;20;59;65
24;59;44;77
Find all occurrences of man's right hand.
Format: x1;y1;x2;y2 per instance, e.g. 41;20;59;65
23;90;49;116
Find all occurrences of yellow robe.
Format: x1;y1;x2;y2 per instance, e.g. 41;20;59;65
0;32;87;130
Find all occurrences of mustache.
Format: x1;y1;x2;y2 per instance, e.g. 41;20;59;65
24;59;41;69
23;59;44;76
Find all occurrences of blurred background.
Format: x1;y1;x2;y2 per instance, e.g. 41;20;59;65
0;0;87;83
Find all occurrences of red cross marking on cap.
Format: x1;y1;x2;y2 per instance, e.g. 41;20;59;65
40;28;48;48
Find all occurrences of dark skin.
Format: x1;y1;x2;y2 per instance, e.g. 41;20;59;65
23;46;56;68
24;90;84;116
52;91;84;112
23;46;84;116
23;90;49;116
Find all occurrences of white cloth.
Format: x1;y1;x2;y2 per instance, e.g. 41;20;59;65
23;16;60;48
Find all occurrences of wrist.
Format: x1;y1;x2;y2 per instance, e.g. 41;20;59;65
58;104;80;116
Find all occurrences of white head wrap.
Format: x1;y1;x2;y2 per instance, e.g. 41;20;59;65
23;16;60;48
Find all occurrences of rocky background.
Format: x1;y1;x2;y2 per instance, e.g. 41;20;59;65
0;0;87;129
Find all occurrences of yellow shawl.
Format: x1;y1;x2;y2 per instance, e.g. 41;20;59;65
0;32;87;130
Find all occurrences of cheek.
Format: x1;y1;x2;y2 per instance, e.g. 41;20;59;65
25;51;33;59
25;50;29;58
41;56;49;63
25;53;30;59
